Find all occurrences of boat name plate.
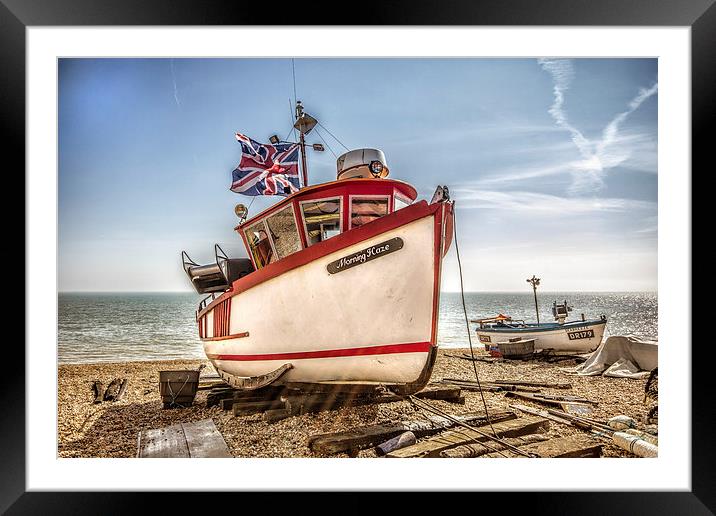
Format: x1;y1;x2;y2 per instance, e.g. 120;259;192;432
567;329;595;340
327;237;404;274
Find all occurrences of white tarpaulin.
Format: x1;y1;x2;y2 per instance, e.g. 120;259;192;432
567;336;657;378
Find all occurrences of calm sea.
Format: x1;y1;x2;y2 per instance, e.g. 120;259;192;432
58;292;657;364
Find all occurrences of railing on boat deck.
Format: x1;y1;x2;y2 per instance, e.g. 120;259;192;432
197;292;221;317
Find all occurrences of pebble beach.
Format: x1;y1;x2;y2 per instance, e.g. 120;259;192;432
57;348;652;458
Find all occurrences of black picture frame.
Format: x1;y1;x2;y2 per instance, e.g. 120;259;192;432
5;0;710;513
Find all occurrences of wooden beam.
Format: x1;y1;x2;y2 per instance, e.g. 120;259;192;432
386;415;550;458
492;379;572;389
308;411;516;455
440;433;550;458
481;434;602;458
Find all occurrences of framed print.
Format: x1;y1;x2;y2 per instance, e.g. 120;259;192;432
6;0;712;513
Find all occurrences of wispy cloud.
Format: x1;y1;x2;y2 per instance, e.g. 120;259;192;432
537;58;657;193
170;59;181;108
454;188;655;214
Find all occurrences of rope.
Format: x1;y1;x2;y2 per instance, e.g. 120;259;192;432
315;127;338;158
316;122;350;152
166;374;191;408
453;204;497;436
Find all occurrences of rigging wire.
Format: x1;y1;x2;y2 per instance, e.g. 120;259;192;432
314;127;338;159
453;204;497;437
317;121;350;152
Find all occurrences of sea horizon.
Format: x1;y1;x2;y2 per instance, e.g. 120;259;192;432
58;291;658;364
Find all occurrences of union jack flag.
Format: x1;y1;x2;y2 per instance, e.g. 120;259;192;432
230;133;301;196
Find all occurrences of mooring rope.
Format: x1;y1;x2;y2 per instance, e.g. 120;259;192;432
452;204;497;437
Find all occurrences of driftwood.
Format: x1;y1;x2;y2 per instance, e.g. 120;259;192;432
103;378;122;401
492;379;572;390
386;415;550;458
440;433;550;458
115;379;129;401
92;381;105;404
440;378;541;393
308;411;515;455
376;431;417;456
504;391;597;407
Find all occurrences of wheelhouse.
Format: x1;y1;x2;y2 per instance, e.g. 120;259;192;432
237;178;418;270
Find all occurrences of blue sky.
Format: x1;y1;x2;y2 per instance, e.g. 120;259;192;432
59;58;657;292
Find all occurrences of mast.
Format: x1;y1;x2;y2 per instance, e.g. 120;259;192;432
293;100;317;188
527;275;541;324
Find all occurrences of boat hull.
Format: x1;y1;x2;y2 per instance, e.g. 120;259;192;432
198;201;451;392
475;320;607;354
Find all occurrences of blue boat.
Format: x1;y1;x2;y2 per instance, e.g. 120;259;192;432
473;301;607;354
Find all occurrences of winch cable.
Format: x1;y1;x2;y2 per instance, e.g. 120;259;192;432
452;203;497;437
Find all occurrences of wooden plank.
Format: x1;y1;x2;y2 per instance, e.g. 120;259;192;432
181;419;232;458
492;379;572;389
504;391;596;407
386;415;550;458
441;433;550;458
308;411;516;455
232;399;287;416
481;434;602;458
137;424;190;458
414;386;462;402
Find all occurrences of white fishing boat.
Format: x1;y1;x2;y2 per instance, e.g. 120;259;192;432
473;301;608;354
182;102;454;394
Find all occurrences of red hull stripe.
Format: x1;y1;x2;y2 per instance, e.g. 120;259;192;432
206;341;432;361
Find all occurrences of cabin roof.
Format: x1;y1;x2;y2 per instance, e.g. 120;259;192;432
235;177;418;231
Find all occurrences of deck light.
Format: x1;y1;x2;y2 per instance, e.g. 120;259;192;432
312;143;325;151
269;134;280;145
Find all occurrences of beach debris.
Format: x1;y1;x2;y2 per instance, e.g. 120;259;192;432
612;431;658;458
386;415;549;458
103;378;122;401
623;428;658;446
91;381;105;404
445;353;501;363
307;411;515;456
607;415;638;431
492;379;572;390
91;378;128;403
510;404;612;436
137;419;231;458
561;402;593;415
116;379;129;401
439;378;541;393
376;431;417;456
440;433;549;458
504;391;597;407
480;434;602;458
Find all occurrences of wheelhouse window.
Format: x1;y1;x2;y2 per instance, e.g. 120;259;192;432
394;194;411;211
301;198;342;246
350;197;389;229
265;205;302;259
244;220;276;269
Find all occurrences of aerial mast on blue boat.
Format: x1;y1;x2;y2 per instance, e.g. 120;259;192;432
527;275;541;324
